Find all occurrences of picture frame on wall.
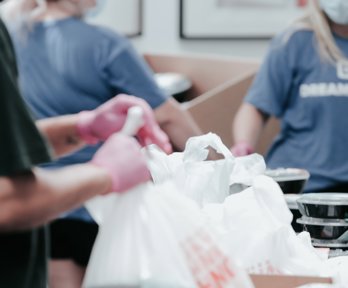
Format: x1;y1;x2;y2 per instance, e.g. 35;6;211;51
86;0;143;37
180;0;308;40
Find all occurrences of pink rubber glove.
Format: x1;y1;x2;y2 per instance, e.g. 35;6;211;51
77;94;172;153
91;133;151;193
231;141;254;157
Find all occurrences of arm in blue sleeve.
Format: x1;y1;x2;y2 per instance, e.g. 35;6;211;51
245;31;296;118
97;35;168;109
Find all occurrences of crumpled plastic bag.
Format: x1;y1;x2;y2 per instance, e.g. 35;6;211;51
147;133;267;203
203;175;326;276
147;133;235;206
320;257;348;287
228;153;267;194
229;153;266;186
83;181;254;288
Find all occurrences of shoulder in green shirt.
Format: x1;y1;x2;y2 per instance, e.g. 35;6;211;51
0;18;51;176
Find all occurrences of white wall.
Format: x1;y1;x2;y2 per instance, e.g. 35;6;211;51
131;0;271;60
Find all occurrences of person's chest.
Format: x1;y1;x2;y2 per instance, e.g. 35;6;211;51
283;46;348;132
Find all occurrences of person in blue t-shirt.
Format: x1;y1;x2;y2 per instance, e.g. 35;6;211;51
0;10;168;287
231;0;348;193
1;0;201;286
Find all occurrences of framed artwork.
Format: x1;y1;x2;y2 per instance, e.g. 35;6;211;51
86;0;143;37
180;0;309;40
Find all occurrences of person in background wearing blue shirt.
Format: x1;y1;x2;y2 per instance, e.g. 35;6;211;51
231;0;348;194
0;8;169;285
1;0;201;287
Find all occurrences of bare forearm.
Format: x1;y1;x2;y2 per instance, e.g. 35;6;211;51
233;103;268;148
155;99;202;151
0;165;111;231
37;115;85;158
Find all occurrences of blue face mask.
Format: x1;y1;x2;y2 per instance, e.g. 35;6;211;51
85;0;107;18
319;0;348;25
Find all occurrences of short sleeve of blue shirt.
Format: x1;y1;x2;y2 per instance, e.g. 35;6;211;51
245;30;297;118
95;28;168;109
8;19;169;222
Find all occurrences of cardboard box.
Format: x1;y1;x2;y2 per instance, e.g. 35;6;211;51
145;53;280;155
250;274;333;288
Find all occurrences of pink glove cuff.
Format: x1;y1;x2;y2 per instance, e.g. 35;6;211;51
90;134;151;193
231;141;254;156
94;164;121;193
91;157;151;193
76;111;99;144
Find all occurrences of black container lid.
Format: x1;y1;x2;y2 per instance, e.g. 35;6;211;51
265;168;310;182
297;193;348;206
297;216;348;226
312;239;348;248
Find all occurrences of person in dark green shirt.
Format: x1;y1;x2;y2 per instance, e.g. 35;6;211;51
0;13;170;287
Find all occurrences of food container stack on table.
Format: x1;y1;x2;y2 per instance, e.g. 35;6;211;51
296;193;348;255
264;168;310;194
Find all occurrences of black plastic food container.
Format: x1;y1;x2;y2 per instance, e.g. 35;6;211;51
297;193;348;219
297;217;348;242
284;194;303;232
265;168;310;194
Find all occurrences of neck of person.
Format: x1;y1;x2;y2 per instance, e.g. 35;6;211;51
330;20;348;39
34;1;82;22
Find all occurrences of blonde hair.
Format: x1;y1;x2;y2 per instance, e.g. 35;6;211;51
290;0;346;63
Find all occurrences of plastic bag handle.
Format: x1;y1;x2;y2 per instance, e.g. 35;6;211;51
183;133;233;162
120;106;144;136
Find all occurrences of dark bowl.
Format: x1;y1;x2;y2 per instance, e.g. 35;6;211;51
297;193;348;219
297;217;348;242
277;179;307;194
265;168;310;194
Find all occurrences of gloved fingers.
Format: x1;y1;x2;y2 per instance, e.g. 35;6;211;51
112;94;161;131
109;94;154;117
110;94;172;153
91;134;151;193
113;136;151;192
230;142;254;157
231;147;247;157
137;126;172;154
83;95;151;142
76;110;100;144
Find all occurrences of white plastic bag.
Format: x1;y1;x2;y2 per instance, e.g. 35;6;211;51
83;181;254;288
228;153;266;194
229;153;266;187
321;256;348;287
204;175;325;276
147;133;235;206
